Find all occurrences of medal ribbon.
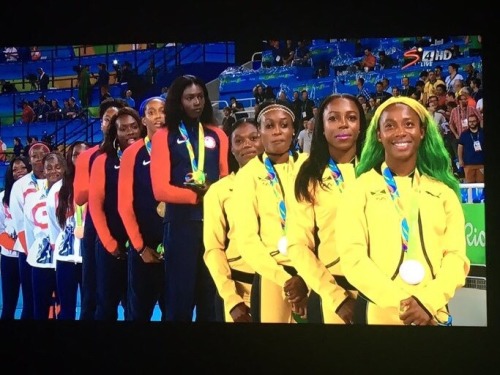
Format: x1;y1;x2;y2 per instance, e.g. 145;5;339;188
75;203;86;227
117;146;123;161
327;157;345;193
263;152;292;235
382;162;420;256
144;135;152;155
31;173;48;197
179;122;206;184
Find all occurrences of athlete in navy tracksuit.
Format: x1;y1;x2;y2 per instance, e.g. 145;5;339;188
151;75;229;322
89;107;144;321
118;96;166;321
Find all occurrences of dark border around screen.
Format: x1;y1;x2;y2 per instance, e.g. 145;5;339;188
0;2;497;372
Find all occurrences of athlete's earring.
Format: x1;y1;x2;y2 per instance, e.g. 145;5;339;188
113;138;119;150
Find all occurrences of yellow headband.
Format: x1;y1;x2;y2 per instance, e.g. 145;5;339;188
257;104;295;123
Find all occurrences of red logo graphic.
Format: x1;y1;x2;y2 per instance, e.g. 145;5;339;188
402;48;422;70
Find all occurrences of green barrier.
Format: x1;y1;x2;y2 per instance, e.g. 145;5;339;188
462;203;485;265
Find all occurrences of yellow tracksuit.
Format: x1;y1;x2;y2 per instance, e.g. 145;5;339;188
232;152;308;323
286;163;358;324
336;168;470;325
203;172;254;322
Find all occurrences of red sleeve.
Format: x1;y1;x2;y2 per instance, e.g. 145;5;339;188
150;127;198;204
73;145;99;206
118;140;144;252
88;154;117;253
0;232;15;250
207;125;229;178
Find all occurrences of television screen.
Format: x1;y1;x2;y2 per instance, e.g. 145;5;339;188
0;4;495;372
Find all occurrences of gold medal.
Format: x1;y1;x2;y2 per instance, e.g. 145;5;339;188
277;236;288;255
156;202;166;218
399;259;425;285
74;226;84;239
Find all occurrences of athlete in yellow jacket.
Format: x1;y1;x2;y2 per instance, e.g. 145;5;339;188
286;94;366;324
232;100;309;323
203;118;263;322
336;96;469;325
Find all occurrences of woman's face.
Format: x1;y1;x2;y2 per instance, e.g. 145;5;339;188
259;108;294;155
12;160;28;181
44;156;64;185
231;122;263;167
29;145;50;175
323;98;361;156
181;84;205;120
101;106;120;133
377;103;424;164
142;99;165;137
116;114;142;151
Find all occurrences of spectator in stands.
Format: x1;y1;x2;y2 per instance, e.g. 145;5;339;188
124;89;136;108
65;97;81;119
268;39;285;67
118;61;134;84
297;118;314;154
463;63;481;87
469;78;483;103
464;35;482;57
411;81;425;104
221;106;236;137
391;86;401;98
37;67;50;92
476;98;483;115
435;83;448;110
1;79;17;94
144;60;158;86
229;96;248;120
94;63;110;101
282;39;296;66
30;46;42;61
35;95;51;122
356;48;376;72
445;63;464;93
252;84;266;106
422;70;445;105
371;81;392;108
448;93;483;160
3;46;19;62
17;100;36;126
300;89;315;122
77;65;92;108
13;137;23;157
378;50;395;69
381;78;392;94
356;77;371;102
458;113;484;183
277;90;290;103
292;39;311;67
434;65;445;82
47;99;62;122
264;86;275;101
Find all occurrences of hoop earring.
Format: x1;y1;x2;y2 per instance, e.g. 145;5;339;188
113;138;119;150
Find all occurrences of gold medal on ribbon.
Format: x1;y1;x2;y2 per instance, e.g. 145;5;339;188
156;202;166;218
74;226;84;239
399;259;425;285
